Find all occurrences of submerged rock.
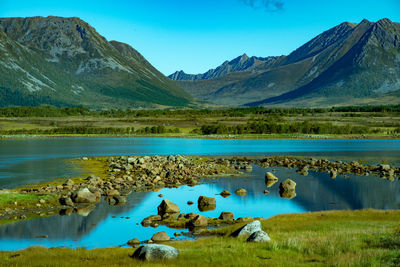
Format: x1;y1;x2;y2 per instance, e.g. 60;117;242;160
132;244;179;261
220;190;231;197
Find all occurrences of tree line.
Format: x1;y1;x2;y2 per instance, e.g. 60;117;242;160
196;121;374;135
0;105;399;118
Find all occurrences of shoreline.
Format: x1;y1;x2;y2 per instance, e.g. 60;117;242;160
1;133;399;139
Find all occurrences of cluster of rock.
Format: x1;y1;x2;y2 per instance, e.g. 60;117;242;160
265;172;297;199
141;198;251;231
260;157;399;181
131;219;270;261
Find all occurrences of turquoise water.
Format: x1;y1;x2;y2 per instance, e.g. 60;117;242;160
1;138;400;188
0;138;399;250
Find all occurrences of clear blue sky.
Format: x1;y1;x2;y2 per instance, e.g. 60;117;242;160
1;0;399;75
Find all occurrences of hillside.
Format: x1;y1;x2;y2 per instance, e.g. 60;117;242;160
0;16;192;108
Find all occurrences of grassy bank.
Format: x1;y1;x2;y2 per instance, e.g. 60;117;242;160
0;210;399;266
0;106;399;138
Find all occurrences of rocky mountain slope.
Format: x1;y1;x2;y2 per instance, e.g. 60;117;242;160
0;16;192;108
171;18;400;107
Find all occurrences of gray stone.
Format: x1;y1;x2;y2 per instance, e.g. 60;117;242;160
132;244;179;261
234;220;262;237
247;230;271;242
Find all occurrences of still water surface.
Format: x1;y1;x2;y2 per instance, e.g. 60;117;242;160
1;138;400;188
0;138;399;250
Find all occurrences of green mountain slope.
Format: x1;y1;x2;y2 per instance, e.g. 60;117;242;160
0;16;192;108
172;18;400;107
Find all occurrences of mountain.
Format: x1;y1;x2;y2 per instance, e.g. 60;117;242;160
169;54;282;81
171;18;400;107
0;16;192;108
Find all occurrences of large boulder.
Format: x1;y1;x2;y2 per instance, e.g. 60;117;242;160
71;188;99;203
233;220;262;237
132;244;179;261
151;231;170;242
188;214;208;227
279;179;296;191
157;199;180;217
247;230;271;242
198;196;216;206
219;212;234;222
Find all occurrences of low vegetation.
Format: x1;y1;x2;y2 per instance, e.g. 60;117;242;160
0;105;399;137
0;210;399;266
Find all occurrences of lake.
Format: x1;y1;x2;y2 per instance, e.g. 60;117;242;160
0;138;399;250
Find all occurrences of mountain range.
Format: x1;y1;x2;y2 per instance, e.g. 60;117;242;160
170;18;400;107
0;16;192;108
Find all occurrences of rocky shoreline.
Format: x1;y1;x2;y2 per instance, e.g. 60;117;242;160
0;155;398;225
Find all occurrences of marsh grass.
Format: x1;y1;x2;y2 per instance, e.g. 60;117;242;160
1;210;399;266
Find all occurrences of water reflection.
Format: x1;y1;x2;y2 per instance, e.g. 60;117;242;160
0;165;399;250
1;138;400;188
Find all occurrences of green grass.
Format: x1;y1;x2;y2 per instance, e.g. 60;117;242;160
0;210;399;266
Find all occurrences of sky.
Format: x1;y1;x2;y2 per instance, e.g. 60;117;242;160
1;0;399;75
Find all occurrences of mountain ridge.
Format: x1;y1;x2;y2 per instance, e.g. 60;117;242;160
171;18;400;107
0;16;192;108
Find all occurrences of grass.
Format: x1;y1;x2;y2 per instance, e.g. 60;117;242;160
0;210;399;266
0;193;56;211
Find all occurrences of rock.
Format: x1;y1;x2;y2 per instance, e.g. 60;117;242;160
71;188;99;203
187;201;194;205
81;157;88;161
198;196;216;206
279;179;296;191
188;214;208;227
265;172;278;181
380;164;391;171
233;220;262;237
141;215;162;226
132;244;179;261
113;195;127;204
157;199;180;217
235;188;247;196
151;231;170;242
63;179;75;186
174;232;182;237
59;197;74;206
236;216;252;223
247;231;271;242
158;194;163;198
263;190;270;194
265;179;278;188
105;189;120;196
330;170;337;179
220;190;231;197
127;238;140;246
219;212;234;221
280;190;297;199
244;165;253;172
